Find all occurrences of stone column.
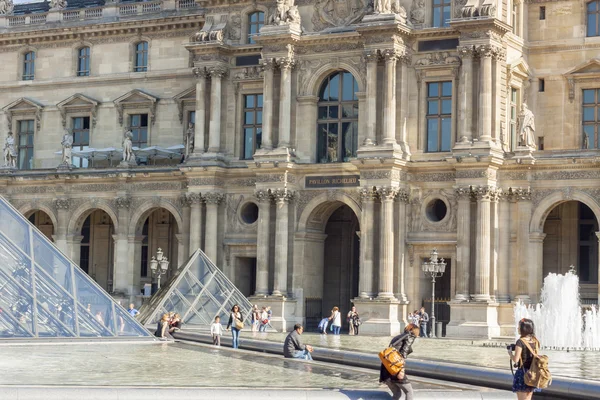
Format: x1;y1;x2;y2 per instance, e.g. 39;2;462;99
67;234;84;266
478;46;493;142
377;186;398;299
207;66;227;153
187;193;203;254
113;196;132;295
129;234;144;292
358;187;376;298
192;67;207;154
277;58;294;149
272;188;294;296
382;49;398;146
529;231;546;303
457;46;474;143
364;50;379;146
514;188;532;301
52;198;70;254
255;189;272;296
597;232;600;302
473;186;495;301
395;189;409;302
454;186;472;301
398;55;411;157
203;192;223;263
261;59;275;150
497;194;511;302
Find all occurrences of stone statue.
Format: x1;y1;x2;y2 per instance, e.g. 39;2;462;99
185;122;195;157
583;132;589;150
517;103;536;149
61;129;74;165
269;0;301;25
50;0;67;10
122;129;135;163
3;131;17;168
372;0;406;16
410;0;425;25
0;0;14;16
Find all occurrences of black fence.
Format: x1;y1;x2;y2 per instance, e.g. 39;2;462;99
422;297;451;337
305;297;323;331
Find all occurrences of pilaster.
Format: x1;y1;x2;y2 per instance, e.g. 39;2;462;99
358;186;377;298
255;189;272;296
112;196;132;295
453;186;472;301
52;198;70;255
203;191;223;263
272;188;294;297
187;192;204;254
377;186;398;300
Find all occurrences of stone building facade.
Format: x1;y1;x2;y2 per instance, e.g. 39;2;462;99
1;0;599;337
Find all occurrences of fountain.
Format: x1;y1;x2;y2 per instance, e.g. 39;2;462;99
514;267;600;350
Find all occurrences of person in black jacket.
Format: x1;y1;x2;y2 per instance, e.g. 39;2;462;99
380;323;420;400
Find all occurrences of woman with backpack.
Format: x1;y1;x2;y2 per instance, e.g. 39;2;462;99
508;318;543;399
379;323;420;400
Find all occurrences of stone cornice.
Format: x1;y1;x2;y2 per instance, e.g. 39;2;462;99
450;17;511;41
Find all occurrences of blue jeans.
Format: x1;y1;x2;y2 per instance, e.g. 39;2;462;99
420;323;427;337
292;350;313;361
332;325;341;335
231;327;240;349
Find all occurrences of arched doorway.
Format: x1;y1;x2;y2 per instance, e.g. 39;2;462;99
26;210;54;241
76;209;115;292
543;201;599;302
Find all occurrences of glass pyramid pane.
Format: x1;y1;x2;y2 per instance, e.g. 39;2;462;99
33;230;73;293
74;268;115;335
77;305;113;337
0;233;33;292
0;200;31;254
35;302;75;338
114;305;149;337
0;310;33;338
33;264;77;334
0;269;35;334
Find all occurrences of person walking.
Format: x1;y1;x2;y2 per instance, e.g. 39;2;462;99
210;316;223;346
380;323;420;400
259;307;269;332
508;318;543;400
226;304;244;349
347;306;360;335
418;307;429;338
329;306;342;335
251;304;260;332
283;324;313;360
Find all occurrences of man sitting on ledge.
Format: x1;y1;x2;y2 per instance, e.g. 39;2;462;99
283;324;314;360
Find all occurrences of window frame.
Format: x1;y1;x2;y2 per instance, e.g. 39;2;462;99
432;0;451;28
71;116;91;168
247;11;265;44
241;93;263;160
425;81;453;153
23;51;35;81
129;113;149;148
17;119;35;170
509;87;519;151
77;46;91;77
588;0;600;37
133;41;149;72
582;88;600;149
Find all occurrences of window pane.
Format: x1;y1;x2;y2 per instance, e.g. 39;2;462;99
428;100;439;115
583;107;595;122
441;117;452;151
589;1;597;11
427;119;439;152
250;13;258;22
141;114;148;126
319;82;330;101
428;83;439;97
256;111;262;125
318;106;328;119
131;115;140;127
329;74;339;101
258;12;264;22
327;124;339;162
442;82;452;97
441;99;452;115
257;95;263;107
342;73;355;101
328;106;338;119
433;10;441;28
317;124;328;163
256;127;262;150
583;125;594;148
245;111;254;125
443;6;450;27
244;128;254;159
588;15;598;37
245;95;255;108
583;89;596;104
342;104;358;118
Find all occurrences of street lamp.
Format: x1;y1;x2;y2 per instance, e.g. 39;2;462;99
421;248;446;338
150;247;170;291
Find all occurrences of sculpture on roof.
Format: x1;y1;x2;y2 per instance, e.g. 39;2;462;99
60;128;74;166
50;0;67;10
0;0;14;16
269;0;301;25
3;131;17;168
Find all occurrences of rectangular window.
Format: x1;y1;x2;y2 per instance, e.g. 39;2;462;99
77;47;90;77
426;81;452;152
512;3;518;35
23;52;35;81
242;94;263;160
588;1;600;37
17;119;34;169
537;137;544;150
583;89;600;149
134;42;148;72
141;219;149;278
72;117;90;168
510;88;518;151
80;215;91;274
539;78;545;92
432;0;451;28
188;110;196;125
539;6;546;20
130;114;149;148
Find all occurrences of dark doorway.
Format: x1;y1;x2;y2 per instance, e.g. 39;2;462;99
235;257;257;297
322;205;360;329
423;259;452;336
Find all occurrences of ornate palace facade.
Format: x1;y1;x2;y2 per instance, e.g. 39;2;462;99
1;0;599;337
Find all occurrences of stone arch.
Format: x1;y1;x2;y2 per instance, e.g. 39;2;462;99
297;191;361;233
18;203;58;228
307;64;366;98
128;198;183;236
67;200;119;234
530;189;600;232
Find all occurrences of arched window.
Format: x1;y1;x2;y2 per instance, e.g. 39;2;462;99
317;71;359;163
134;41;148;72
588;1;600;37
77;47;90;77
248;11;264;44
23;51;35;81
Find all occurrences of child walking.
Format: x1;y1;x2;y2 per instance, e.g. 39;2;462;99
211;316;223;346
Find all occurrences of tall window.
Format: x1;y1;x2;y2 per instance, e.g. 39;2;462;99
248;11;264;44
23;51;35;81
510;88;518;150
188;110;195;125
512;3;518;34
72;117;90;168
80;215;91;274
140;218;149;278
130;114;148;148
583;89;600;149
317;71;359;163
432;0;451;28
242;94;263;159
588;1;600;37
426;81;452;152
18;120;35;169
77;47;90;77
134;41;148;72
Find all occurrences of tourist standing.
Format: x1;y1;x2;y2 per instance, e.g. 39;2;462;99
210;316;223;346
380;323;420;400
259;307;269;332
226;304;244;349
347;306;360;335
128;303;139;317
418;307;429;338
508;318;542;400
329;306;342;335
283;324;313;360
251;304;260;332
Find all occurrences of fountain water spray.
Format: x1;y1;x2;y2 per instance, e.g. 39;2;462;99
514;267;599;350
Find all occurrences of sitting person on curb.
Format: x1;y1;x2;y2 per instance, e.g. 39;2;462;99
283;323;313;360
380;323;420;400
168;313;182;334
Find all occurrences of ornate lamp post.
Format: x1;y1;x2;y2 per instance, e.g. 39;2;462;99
421;248;446;338
150;248;170;291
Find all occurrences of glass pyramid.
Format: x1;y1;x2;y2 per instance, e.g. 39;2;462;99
0;196;152;339
138;249;253;328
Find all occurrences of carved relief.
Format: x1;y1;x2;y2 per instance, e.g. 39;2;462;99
233;66;264;80
454;0;467;18
188;177;225;187
409;0;425;26
0;0;14;16
414;52;461;66
312;0;367;31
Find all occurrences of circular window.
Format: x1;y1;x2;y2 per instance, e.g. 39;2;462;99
240;202;259;224
425;199;448;222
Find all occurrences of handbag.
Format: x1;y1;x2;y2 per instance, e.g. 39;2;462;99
234;318;244;330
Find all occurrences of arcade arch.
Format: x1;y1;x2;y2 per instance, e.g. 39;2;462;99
25;210;55;241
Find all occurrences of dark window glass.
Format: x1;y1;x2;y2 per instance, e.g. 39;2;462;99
23;51;35;81
248;11;265;44
510;87;519;150
582;88;600;148
426;81;453;153
134;41;148;72
417;39;459;52
317;71;359;163
80;215;91;274
130;114;149;148
539;78;545;92
432;0;452;28
72;117;90;168
540;6;546;20
77;47;90;77
242;94;263;159
141;218;149;278
235;55;261;66
588;1;600;37
18;119;34;169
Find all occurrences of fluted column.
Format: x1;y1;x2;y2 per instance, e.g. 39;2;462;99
473;186;496;301
203;192;223;262
457;46;475;143
364;50;379;146
454;186;472;301
255;189;272;296
52;198;70;254
272;188;294;296
112;196;132;294
395;189;409;302
477;46;493;142
208;66;227;153
261;59;275;150
497;193;511;302
382;49;398;146
358;187;376;298
187;193;203;254
514;188;532;301
398;55;411;157
277;58;294;149
192;67;207;154
377;186;398;299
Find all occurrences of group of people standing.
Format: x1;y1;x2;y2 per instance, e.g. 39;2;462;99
249;304;273;332
318;305;361;335
408;307;429;338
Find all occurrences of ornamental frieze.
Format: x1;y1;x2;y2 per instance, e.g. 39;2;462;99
188;177;225;187
532;170;600;180
455;169;496;179
498;171;528;181
255;174;297;184
408;172;454;182
131;182;186;191
311;0;367;31
362;170;406;181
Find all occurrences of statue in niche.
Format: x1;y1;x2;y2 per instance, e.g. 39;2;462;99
122;128;135;163
61;128;74;165
583;132;590;150
517;103;536;149
0;0;14;16
3;131;17;168
185;122;195;157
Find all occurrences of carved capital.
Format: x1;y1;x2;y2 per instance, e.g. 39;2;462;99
377;186;399;201
457;45;476;59
204;192;224;205
359;187;377;202
192;66;209;79
454;186;472;200
395;189;410;203
114;196;131;209
476;45;494;59
254;189;272;203
472;185;499;201
276;57;295;70
187;192;203;205
363;49;380;63
261;58;277;72
508;187;531;202
272;188;294;204
381;48;399;62
209;66;228;79
54;199;71;210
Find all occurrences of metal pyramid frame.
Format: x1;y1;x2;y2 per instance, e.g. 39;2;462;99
138;249;253;328
0;196;152;339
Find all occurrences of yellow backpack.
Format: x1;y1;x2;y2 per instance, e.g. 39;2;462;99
379;334;407;376
521;339;552;389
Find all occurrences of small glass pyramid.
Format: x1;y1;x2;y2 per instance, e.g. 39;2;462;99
0;196;152;339
138;250;253;328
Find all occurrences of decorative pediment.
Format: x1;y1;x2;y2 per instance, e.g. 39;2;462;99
173;87;196;124
507;58;531;83
56;93;100;128
564;59;600;103
1;97;44;131
113;89;159;126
